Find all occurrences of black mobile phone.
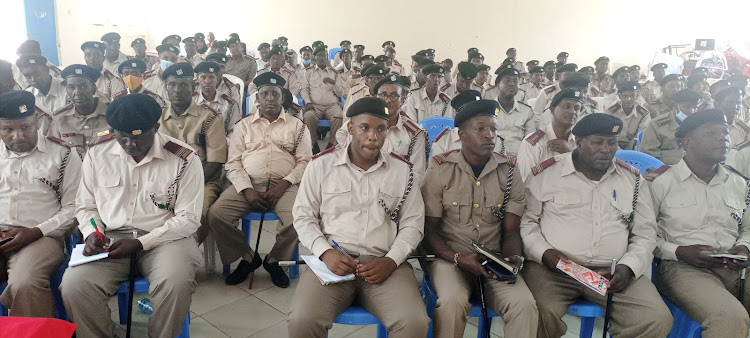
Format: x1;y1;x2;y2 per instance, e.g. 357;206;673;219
482;260;517;281
196;133;206;146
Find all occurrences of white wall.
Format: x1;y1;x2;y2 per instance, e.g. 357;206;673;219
2;0;29;62
53;0;750;72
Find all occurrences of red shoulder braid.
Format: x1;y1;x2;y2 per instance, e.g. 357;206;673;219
524;129;546;145
47;136;71;147
312;146;336;159
530;157;557;176
53;103;73;116
615;158;641;176
390;152;413;166
433;127;450;143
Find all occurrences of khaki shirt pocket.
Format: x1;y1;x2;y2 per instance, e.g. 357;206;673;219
722;194;744;231
482;193;504;225
443;192;472;225
146;181;170;206
321;181;352;216
551;192;582;213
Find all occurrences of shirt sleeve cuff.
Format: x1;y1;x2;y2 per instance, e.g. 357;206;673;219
311;237;334;258
527;242;553;265
282;175;299;186
385;248;408;267
618;255;645;279
506;202;525;218
657;242;679;261
79;226;96;244
35;221;58;236
233;181;253;194
137;233;157;251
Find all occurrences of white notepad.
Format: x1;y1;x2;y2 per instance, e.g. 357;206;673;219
301;255;355;285
69;245;109;267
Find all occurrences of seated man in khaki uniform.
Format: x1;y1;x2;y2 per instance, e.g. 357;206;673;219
101;33;131;75
61;94;204;338
532;63;577;117
225;38;257;89
483;65;534;156
289;97;429;338
193;62;241;137
17;54;68;117
602;81;651;150
591;56;613;97
421;90;538;338
157;63;227;246
521;113;672;338
302;45;346;153
209;73;312;288
404;63;454;121
520;66;545;101
49;65;112;156
645;74;686;118
342;65;385;115
714;87;750;147
142;44;180;101
641;89;701;165
113;59;168;108
130;38;159;71
80;41;125;103
0;91;81;317
651;109;750;337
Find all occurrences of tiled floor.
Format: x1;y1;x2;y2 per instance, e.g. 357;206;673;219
109;220;599;338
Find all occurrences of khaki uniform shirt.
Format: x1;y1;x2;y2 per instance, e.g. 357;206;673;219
532;84;560;116
0;134;82;236
76;133;204;250
96;69;126;103
213;77;243;111
536;98;599;131
430;128;507;158
730;119;750;148
301;66;346;106
225;110;312;192
343;83;372;115
641;80;661;103
248;64;301;97
27;77;68;116
293;146;425;266
640;112;682;165
650;160;750;260
521;153;657;277
404;86;455;122
185;53;205;67
225;55;258;83
471;81;493;97
113;87;168;108
192;91;241;136
604;102;652;150
133;54;159;71
49;99;110;155
388;60;408;76
141;70;169;102
158;103;228;164
517;123;576;181
333;63;361;93
591;74;614;97
422;150;524;254
103;52;132;75
520;82;543;102
494;101;535;157
727;141;750;177
645;98;676;118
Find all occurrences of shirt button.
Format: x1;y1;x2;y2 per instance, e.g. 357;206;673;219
476;181;481;187
473;203;479;208
177;124;183;129
84;125;90;130
452;202;458;206
129;202;134;206
132;184;137;187
476;223;480;228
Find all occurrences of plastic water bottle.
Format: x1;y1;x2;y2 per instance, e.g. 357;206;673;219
137;298;153;315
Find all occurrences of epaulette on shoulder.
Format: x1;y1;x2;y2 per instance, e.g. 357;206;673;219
609;102;621;112
53;103;73;116
113;89;128;99
390;152;413;166
221;93;237;104
103;70;116;80
143;70;157;80
606;89;616;95
393;60;402;66
530;157;558;176
494;152;517;165
524;129;546;145
724;164;749;181
163;140;194;159
636;105;650;116
312;146;336;159
46;136;71;148
433;127;450;143
439;93;452;104
615;158;641;176
586;97;598;106
440;83;451;92
192;91;199;97
645;164;671;181
402;118;423;136
353;66;362;73
410;85;422;92
335;68;344;74
544;85;556;94
48;64;62;74
736;138;750;150
653;113;672;127
432;150;458;165
88;129;115;147
518;100;532;109
590;86;600;96
201;103;220;115
736;119;750;133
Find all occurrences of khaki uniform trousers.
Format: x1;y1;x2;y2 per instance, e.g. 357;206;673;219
426;259;538;338
287;257;430;338
522;261;672;338
303;103;343;146
0;233;63;318
207;181;299;264
60;232;202;338
654;260;749;338
197;178;224;244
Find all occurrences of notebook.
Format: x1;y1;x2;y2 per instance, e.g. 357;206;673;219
470;241;520;280
301;255;355;285
556;259;609;296
69;245;109;267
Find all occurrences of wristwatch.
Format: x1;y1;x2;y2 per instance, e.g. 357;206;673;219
513;254;525;270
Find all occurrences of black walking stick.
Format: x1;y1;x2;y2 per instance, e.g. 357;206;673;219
125;252;137;338
249;179;272;289
478;277;491;338
602;258;617;338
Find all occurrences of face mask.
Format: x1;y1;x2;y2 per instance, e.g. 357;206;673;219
302;59;311;66
412;72;418;77
676;111;688;122
122;75;144;91
160;59;174;71
282;46;288;51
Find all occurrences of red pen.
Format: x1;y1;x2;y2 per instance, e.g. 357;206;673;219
90;218;108;252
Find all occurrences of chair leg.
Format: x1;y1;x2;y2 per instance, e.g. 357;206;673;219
117;288;129;325
477;316;492;338
579;317;596;338
289;246;300;279
376;323;388;338
176;313;191;338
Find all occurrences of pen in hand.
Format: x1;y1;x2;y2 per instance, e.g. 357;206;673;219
90;218;108;252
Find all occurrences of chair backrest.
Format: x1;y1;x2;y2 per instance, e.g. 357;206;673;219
296;95;305;108
614;150;663;173
635;129;645;151
328;47;342;60
419;116;455;147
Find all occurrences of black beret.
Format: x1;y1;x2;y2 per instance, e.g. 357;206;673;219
506;47;516;53
156;44;180;55
675;109;727;139
451;90;500;127
311;41;324;48
339;49;352;55
468;52;484;61
529;66;544;74
282;88;294;110
728;74;749;86
269;46;284;56
194;61;220;75
650;63;668;72
346;97;389;120
374;55;388;63
572;113;623;137
212;40;227;49
495;64;519;79
253;72;286;89
415;58;434;68
358;55;375;63
117;59;147;74
410;55;426;63
578;66;594;73
362;65;386;77
526;60;540;67
353;45;365;50
312;45;327;56
227;38;241;46
421;63;444;75
659;74;684;87
228;33;240;39
161;63;194;80
131;38;146;47
543;60;556;67
0;91;35;120
672;89;702;105
61;64;100;83
161;35;181;45
374;74;411;93
205;53;228;64
467;48;479;55
382;41;395;48
278;36;288;42
257;42;270;51
709;80;731;93
476;64;491;72
560;73;590;89
80;41;105;53
557;63;578;73
715;87;746;102
612;66;630;79
416;50;429;57
426;48;435;54
299;46;312;53
106;93;162;135
340;40;351;46
0;60;11;78
456;62;478;80
594;56;610;65
194;33;205;40
558;51;569;58
16;40;41;55
16;54;48;69
503;58;515;65
182;37;196;44
550;88;585;107
630;65;641;72
617;81;640;93
693;66;708;73
101;32;121;43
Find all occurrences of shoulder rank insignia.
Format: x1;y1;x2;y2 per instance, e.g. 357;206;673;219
163;141;194;159
724;164;749;181
544;86;556;94
192;91;199;97
221;93;237;104
47;136;71;148
736;138;750;150
615;158;641;176
524;129;546;145
433;127;450;143
530;157;557;176
494;152;517;165
439;93;452;104
402;118;423;136
609;102;621;112
440;83;451;92
312;146;337;159
636;105;650;116
390;152;413;166
431;150;458;165
103;70;116;80
53;103;73;116
644;164;670;181
114;89;128;99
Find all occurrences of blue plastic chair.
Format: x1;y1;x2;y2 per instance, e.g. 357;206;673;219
614;150;663;173
420;274;499;338
318;120;332;128
418;117;455;152
296;96;305;108
222;211;300;279
328;47;342;60
333;305;388;338
662;296;702;338
116;277;190;338
566;299;604;337
635;130;645;151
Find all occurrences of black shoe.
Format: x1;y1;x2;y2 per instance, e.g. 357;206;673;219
263;257;290;288
225;253;262;285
